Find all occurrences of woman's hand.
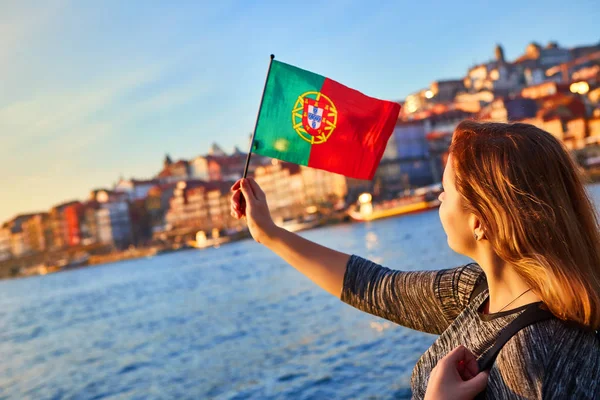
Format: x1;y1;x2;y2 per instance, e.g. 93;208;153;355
424;345;489;400
230;178;278;244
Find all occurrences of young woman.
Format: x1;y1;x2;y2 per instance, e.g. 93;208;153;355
230;121;600;399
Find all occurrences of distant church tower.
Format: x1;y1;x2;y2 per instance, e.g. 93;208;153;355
495;44;506;64
164;154;173;169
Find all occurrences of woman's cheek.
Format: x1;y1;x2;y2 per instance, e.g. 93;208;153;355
439;202;450;234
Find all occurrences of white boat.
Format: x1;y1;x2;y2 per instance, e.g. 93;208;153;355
187;229;231;249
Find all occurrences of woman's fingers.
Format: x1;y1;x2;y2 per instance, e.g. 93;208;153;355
230;189;245;218
455;345;480;380
241;179;258;201
463;352;480;381
440;345;480;381
230;178;266;220
440;345;468;364
230;178;263;221
239;181;256;209
247;178;266;201
231;189;241;205
231;179;242;192
461;371;490;398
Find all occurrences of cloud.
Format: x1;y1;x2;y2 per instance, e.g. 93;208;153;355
1;71;210;168
0;65;166;148
0;0;68;69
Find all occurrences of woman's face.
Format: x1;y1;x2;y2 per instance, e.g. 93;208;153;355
438;155;476;255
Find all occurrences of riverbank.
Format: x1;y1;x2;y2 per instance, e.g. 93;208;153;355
0;244;195;280
3;176;598;281
0;211;355;280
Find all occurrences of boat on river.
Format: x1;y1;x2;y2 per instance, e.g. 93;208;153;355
187;229;231;249
348;184;442;222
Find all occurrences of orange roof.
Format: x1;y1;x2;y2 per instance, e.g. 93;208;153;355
157;168;172;178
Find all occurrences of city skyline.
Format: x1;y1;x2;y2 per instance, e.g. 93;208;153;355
2;0;599;223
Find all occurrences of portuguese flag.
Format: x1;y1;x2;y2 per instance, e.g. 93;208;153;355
252;60;400;180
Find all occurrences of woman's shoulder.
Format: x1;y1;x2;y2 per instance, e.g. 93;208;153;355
495;318;599;397
433;262;485;311
501;318;598;363
517;318;596;349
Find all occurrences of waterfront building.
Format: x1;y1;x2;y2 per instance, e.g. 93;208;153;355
93;190;133;249
146;183;177;234
63;202;84;247
10;231;29;257
163;180;241;233
478;97;538;122
0;225;12;261
157;155;190;184
521;82;571;99
23;213;53;252
190;156;210;181
115;178;161;201
49;201;79;249
429;80;465;103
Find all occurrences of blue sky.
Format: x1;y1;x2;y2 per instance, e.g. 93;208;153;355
1;0;599;223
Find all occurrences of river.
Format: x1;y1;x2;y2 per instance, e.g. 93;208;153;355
2;184;599;399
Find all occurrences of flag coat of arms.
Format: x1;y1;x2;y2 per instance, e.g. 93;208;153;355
252;60;401;180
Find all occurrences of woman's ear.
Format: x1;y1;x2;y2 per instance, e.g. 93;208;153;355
470;214;485;241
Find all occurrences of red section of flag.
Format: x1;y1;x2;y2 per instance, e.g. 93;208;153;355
307;78;400;180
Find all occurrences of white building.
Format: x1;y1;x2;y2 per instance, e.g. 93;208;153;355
464;62;522;96
96;208;113;245
95;197;132;248
189;156;210;181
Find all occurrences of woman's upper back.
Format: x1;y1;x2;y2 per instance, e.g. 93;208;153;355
489;317;599;398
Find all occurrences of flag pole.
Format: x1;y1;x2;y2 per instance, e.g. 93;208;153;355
242;54;275;179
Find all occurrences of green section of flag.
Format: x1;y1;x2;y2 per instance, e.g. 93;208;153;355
253;60;325;165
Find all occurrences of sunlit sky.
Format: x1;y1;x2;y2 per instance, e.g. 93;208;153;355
1;0;598;223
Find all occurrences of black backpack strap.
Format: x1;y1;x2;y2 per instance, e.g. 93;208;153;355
478;302;554;372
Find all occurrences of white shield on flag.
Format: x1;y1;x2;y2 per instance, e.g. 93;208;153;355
307;105;324;130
